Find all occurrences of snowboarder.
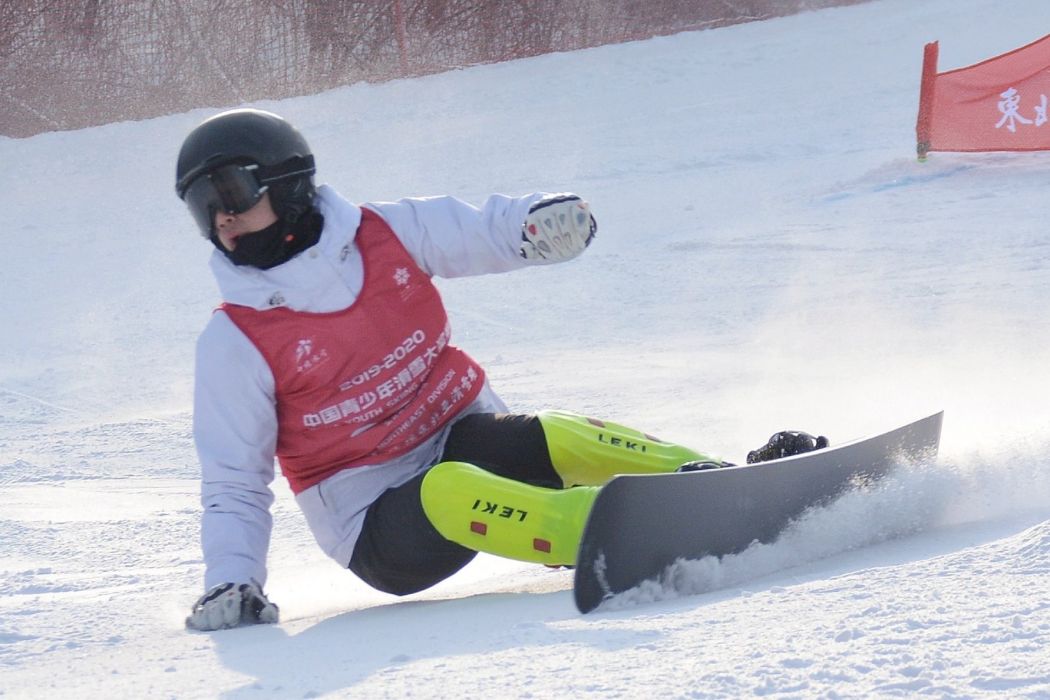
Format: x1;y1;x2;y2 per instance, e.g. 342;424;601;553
177;108;823;631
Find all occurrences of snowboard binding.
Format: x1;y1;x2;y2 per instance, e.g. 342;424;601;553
747;431;829;464
675;459;734;472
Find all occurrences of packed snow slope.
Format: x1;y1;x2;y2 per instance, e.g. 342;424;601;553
2;0;1050;697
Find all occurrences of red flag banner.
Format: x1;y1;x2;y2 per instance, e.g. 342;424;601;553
916;34;1050;159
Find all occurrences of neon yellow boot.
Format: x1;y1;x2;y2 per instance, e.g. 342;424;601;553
421;461;598;566
537;409;723;486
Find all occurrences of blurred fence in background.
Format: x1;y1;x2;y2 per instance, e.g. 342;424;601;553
0;0;867;137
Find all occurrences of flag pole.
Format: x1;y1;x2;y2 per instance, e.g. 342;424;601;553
916;41;939;162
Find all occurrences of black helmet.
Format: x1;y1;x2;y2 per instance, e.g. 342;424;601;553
175;109;316;238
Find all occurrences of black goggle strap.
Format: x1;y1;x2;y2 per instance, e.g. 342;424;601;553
257;154;316;184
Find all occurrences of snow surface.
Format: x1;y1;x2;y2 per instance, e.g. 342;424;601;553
3;0;1050;697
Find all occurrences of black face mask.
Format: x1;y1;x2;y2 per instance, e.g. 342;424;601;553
213;210;324;270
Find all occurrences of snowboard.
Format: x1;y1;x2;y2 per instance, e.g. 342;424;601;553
573;411;943;613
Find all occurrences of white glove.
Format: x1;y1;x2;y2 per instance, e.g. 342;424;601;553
519;193;597;262
185;582;279;631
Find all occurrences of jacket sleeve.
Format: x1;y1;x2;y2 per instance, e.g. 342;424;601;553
365;192;547;278
193;311;277;590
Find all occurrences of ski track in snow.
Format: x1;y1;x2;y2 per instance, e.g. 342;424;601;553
3;0;1050;697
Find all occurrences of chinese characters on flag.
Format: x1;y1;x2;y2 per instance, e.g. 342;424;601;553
916;34;1050;159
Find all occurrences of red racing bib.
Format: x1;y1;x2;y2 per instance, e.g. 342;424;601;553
222;209;485;493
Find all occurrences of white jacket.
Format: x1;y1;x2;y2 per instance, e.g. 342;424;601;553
194;185;547;589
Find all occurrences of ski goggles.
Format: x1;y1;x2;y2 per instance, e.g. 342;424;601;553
182;163;269;238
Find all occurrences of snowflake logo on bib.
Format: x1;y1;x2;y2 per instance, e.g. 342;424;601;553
394;267;411;286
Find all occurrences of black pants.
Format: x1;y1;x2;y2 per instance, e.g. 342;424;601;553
348;413;561;595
